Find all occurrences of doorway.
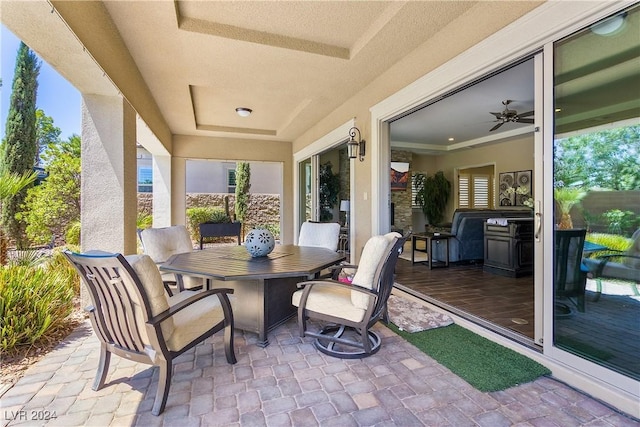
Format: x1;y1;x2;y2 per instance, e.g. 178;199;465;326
387;56;540;346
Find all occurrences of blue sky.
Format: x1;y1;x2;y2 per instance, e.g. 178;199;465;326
1;25;81;142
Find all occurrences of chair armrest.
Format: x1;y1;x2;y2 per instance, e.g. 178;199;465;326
148;288;234;325
587;254;640;278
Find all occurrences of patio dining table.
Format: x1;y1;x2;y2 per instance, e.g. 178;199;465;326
160;244;345;347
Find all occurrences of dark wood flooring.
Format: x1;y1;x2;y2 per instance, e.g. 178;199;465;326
394;257;536;345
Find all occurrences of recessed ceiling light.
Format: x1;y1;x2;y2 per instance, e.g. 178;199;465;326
235;107;252;117
448;137;455;141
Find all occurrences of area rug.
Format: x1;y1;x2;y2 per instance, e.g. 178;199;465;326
387;294;453;332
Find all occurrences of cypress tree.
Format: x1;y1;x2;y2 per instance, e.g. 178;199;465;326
1;42;41;249
235;162;251;234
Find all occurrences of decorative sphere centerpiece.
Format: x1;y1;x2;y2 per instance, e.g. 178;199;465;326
245;228;275;257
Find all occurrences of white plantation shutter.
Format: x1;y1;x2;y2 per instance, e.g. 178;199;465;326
458;174;470;208
458;173;493;209
411;173;420;207
473;175;490;208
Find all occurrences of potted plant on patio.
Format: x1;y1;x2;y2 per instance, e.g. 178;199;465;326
554;186;586;230
414;171;451;226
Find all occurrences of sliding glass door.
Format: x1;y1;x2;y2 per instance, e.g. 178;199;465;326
551;4;639;382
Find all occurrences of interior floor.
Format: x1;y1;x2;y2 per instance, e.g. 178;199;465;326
393;257;536;346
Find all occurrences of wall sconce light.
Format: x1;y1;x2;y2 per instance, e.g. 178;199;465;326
347;127;366;162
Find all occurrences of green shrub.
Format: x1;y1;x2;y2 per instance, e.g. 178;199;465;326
65;221;81;246
137;212;153;230
186;207;229;241
602;209;638;236
7;249;47;267
585;232;633;260
0;262;76;354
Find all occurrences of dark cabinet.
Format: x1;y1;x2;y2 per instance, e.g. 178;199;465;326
483;218;534;277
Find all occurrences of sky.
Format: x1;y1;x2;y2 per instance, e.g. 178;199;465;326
1;24;81;142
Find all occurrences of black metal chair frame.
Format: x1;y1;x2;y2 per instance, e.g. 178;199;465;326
63;251;236;416
295;234;408;359
555;229;587;316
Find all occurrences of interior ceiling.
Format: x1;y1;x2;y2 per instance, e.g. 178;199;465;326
390;59;535;155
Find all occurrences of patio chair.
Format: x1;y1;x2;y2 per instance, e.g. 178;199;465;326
138;225;203;294
583;228;640;300
63;251;236;416
298;221;341;251
555;229;587;316
292;232;407;359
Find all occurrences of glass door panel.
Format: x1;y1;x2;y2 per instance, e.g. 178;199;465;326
552;4;640;380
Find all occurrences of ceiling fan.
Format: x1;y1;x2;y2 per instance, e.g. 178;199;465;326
489;100;534;131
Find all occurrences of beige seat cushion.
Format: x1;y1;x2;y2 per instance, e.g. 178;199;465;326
298;221;341;251
124;254;175;344
139;225;194;262
292;284;365;323
139;225;204;290
350;233;400;310
165;291;227;351
623;229;640;270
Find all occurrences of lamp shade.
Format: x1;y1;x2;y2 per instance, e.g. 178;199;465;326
340;200;350;212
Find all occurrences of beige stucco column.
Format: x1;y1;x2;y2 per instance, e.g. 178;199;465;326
152;155;172;227
80;94;137;255
171;156;187;226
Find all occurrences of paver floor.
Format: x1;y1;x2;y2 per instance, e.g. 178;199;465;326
1;317;638;426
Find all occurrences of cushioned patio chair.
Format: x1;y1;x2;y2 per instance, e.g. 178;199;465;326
138;225;203;294
583;228;640;300
63;251;236;416
292;232;407;358
298;221;341;251
555;229;587;316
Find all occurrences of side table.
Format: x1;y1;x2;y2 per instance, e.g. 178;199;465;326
412;232;451;269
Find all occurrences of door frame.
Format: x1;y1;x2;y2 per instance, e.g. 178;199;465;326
369;0;638;414
293;119;355;254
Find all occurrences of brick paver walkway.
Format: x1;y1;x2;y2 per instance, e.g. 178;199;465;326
1;318;638;426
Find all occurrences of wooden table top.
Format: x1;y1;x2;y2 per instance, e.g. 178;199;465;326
160;245;345;281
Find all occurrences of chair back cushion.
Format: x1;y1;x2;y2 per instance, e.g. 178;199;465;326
139;225;194;263
623;228;640;269
298;221;341;251
351;232;401;310
124;254;175;342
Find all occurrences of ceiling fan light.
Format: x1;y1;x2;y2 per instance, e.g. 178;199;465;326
235;107;252;117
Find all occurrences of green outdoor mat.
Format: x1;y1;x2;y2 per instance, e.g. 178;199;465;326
388;323;551;392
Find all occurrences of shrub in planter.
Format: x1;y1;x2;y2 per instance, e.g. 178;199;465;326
0;263;75;354
186;207;230;241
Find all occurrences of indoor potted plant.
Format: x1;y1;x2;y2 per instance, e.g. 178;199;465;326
414;171;451;226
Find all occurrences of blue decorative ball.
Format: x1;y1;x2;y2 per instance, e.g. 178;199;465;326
245;228;275;257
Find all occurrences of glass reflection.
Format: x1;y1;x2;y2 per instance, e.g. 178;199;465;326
553;4;640;380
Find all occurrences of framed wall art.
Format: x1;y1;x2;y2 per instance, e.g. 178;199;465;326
499;170;532;207
390;162;410;191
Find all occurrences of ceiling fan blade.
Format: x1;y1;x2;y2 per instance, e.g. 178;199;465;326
518;118;535;124
490;122;504;132
519;110;534;117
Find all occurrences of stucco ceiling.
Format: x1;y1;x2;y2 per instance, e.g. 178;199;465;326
1;0;547;147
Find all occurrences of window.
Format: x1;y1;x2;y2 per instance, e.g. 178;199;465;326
138;167;152;193
457;167;494;208
227;169;236;194
411;172;421;207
